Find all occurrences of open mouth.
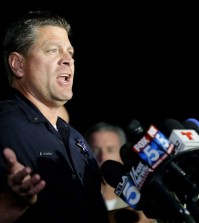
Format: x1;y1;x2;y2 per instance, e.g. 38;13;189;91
57;74;70;83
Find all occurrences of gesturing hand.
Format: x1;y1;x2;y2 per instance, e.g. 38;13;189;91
3;148;46;205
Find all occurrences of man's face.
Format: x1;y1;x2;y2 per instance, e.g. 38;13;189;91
13;25;75;107
89;130;123;166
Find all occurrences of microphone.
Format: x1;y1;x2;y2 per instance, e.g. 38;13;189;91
100;160;141;209
122;121;174;171
121;119;199;222
125;119;145;144
183;118;199;135
159;118;199;154
158;119;199;221
121;121;174;191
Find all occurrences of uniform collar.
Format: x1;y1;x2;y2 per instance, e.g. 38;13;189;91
9;88;48;124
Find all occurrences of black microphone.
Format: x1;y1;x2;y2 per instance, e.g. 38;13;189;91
158;118;185;138
120;119;199;222
100;160;141;210
125;119;145;143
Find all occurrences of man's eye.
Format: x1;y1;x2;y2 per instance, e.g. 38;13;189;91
47;49;58;53
69;51;74;57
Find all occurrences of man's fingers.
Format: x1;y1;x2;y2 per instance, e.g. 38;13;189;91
3;147;17;166
17;174;45;194
3;148;25;174
16;175;46;205
11;167;32;184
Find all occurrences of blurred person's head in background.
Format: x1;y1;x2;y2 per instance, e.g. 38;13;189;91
85;122;127;166
85;122;128;211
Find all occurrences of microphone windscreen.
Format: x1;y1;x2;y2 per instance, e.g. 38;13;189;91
158;119;185;138
126;119;145;143
120;142;140;171
100;160;126;188
128;119;144;134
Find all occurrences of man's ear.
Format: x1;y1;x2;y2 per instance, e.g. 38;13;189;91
8;52;24;78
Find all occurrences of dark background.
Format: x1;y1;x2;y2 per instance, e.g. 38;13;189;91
0;2;198;133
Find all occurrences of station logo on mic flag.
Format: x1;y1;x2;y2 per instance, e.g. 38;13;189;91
169;129;199;153
132;125;174;169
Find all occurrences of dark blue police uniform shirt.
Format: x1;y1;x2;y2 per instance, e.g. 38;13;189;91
0;89;109;223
